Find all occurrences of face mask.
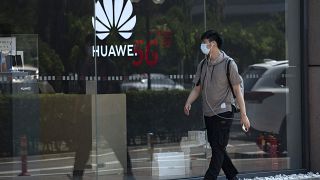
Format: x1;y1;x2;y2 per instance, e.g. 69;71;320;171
200;43;211;55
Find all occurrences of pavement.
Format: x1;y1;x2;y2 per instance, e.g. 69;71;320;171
0;123;297;180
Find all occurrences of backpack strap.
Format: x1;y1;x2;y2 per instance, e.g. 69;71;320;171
195;58;206;86
226;59;236;98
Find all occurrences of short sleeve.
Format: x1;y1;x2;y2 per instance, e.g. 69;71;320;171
229;60;242;86
192;61;203;86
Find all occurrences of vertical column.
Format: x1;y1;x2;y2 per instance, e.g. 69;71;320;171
308;0;320;172
286;0;302;169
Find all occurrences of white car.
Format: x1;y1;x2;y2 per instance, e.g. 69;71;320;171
243;59;288;152
121;73;184;91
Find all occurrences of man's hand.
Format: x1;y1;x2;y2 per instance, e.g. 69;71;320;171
184;86;201;116
241;114;250;131
184;103;192;116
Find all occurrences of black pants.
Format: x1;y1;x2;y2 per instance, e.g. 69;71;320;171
204;111;238;180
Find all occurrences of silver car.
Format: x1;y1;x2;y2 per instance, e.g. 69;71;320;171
243;60;288;153
121;73;184;91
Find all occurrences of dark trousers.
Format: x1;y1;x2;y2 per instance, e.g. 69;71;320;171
204;111;238;180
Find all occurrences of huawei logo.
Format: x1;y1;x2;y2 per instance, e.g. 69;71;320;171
92;0;137;40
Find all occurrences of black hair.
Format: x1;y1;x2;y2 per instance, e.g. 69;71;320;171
200;30;223;49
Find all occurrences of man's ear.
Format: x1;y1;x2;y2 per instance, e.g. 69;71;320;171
212;41;217;46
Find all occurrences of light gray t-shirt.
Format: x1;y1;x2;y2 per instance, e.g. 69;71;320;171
193;51;242;117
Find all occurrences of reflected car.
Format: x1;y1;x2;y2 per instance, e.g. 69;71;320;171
121;73;184;91
0;65;54;94
243;59;288;153
0;66;39;94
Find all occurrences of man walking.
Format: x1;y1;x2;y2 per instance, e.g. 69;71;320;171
184;30;250;180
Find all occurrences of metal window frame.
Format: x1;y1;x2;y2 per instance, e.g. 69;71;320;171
300;0;311;171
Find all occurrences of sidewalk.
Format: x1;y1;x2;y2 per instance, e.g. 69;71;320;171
240;172;320;180
3;172;320;180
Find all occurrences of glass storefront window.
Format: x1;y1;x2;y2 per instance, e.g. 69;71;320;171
0;0;302;179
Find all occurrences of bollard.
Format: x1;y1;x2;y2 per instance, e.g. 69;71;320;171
18;135;30;176
147;133;154;161
257;134;264;150
257;134;266;159
267;135;279;170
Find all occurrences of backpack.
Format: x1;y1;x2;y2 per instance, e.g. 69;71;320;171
226;59;244;113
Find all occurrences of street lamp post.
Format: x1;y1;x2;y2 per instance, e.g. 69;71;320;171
204;0;207;31
145;0;151;90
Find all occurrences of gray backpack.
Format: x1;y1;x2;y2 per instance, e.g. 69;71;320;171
226;58;244;113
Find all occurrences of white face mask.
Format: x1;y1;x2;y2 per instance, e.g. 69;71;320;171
200;43;211;55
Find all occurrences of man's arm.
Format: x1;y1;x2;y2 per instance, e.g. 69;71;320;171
184;85;201;116
233;84;250;130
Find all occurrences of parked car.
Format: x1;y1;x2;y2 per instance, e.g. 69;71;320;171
121;73;184;91
0;66;39;94
0;53;40;94
243;59;288;153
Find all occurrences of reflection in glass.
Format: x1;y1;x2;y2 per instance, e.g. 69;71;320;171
0;0;303;179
